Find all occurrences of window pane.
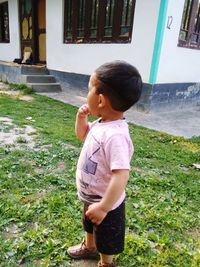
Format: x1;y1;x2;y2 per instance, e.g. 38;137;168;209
178;0;200;49
25;0;32;14
104;0;114;37
0;1;10;42
65;0;72;40
194;2;200;33
189;0;200;46
3;4;9;40
191;33;198;42
179;0;192;41
90;0;98;38
77;0;85;38
120;0;133;37
179;30;187;41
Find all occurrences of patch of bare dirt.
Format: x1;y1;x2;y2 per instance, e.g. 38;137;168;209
186;228;200;238
0;117;37;149
0;90;34;101
18;95;34;101
0;90;20;96
0;82;9;90
0;82;34;102
21;189;51;204
3;224;21;239
52;161;66;173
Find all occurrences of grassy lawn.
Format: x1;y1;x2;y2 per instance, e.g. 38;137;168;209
0;88;200;267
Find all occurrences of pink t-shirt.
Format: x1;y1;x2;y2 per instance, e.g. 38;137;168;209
76;118;134;209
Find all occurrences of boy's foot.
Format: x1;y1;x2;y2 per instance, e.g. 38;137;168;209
67;240;99;259
98;261;117;267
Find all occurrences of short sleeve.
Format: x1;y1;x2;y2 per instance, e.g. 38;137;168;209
104;134;133;170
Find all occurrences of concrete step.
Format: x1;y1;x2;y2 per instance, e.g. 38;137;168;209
21;66;49;75
21;75;56;83
27;83;61;92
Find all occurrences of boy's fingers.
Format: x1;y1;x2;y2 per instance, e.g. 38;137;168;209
79;104;90;114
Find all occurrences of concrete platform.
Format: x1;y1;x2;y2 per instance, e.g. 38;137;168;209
39;90;200;139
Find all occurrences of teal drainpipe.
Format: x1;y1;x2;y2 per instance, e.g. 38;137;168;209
149;0;169;84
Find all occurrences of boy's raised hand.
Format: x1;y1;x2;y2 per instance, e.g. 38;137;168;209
75;104;90;140
77;104;90;118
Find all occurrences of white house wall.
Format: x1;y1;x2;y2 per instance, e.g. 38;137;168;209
157;0;200;83
46;0;160;83
0;0;20;61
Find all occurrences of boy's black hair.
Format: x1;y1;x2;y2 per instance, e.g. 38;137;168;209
95;60;143;112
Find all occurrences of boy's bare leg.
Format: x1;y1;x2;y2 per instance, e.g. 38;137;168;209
85;232;96;248
100;253;113;264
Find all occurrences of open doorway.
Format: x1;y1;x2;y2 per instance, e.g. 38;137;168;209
19;0;46;64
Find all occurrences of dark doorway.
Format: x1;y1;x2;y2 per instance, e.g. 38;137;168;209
19;0;46;64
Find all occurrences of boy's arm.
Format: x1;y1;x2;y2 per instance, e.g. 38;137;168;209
75;104;90;141
86;169;129;225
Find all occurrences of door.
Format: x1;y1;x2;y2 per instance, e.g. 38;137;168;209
19;0;46;64
38;0;46;63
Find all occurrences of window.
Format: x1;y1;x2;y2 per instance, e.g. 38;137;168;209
64;0;136;44
178;0;200;49
0;1;9;43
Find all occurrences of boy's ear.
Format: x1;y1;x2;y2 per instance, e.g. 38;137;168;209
98;94;106;108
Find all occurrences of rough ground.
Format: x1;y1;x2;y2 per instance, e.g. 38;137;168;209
0;117;36;149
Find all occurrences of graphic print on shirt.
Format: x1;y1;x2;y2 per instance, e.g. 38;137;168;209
79;137;102;203
82;147;100;175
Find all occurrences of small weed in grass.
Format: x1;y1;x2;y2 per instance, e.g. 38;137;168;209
16;136;27;144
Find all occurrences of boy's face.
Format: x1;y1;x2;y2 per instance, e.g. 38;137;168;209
87;73;101;117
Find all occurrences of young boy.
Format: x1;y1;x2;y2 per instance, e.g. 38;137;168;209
67;61;142;267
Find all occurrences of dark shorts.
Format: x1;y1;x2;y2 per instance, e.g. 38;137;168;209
82;201;125;255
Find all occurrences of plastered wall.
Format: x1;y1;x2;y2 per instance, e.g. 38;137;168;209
157;0;200;83
0;0;20;61
46;0;160;82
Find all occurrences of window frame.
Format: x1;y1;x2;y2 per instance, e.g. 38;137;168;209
63;0;136;44
178;0;200;50
0;1;10;43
